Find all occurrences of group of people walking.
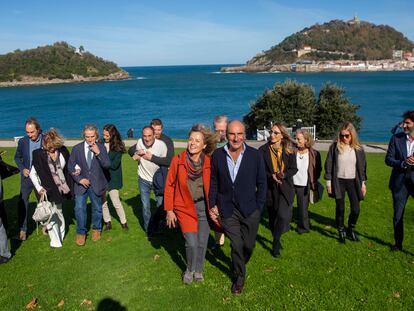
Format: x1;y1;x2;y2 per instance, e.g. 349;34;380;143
1;110;414;296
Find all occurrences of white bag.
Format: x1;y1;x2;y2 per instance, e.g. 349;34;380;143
32;193;53;224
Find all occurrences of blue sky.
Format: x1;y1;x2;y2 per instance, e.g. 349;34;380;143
1;0;413;66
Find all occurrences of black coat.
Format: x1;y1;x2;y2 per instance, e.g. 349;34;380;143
209;144;267;219
259;143;298;205
31;147;73;204
324;142;367;201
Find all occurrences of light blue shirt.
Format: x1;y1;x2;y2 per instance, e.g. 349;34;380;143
224;143;246;183
29;136;42;167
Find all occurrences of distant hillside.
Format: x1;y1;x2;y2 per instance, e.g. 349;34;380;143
0;42;129;84
248;18;414;66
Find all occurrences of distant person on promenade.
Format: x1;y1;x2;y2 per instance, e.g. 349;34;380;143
127;128;134;139
68;124;110;246
259;123;297;257
209;120;266;295
385;110;414;252
164;124;218;284
0;160;12;264
129;126;167;234
325;122;367;244
211;115;228;249
14;117;43;241
102;124;128;231
29;129;72;248
293;130;321;234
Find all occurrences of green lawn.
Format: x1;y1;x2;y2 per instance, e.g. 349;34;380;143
0;147;413;310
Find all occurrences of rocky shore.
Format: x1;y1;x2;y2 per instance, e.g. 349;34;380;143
0;70;130;87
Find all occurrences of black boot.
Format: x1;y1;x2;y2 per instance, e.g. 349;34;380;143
347;225;359;242
272;239;281;257
104;221;112;231
338;228;346;244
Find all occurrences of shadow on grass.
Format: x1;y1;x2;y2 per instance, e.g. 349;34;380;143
97;297;127;311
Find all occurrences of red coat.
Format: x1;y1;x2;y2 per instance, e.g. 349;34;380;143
164;150;211;233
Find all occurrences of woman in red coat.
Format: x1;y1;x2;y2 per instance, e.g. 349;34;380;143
164;124;218;285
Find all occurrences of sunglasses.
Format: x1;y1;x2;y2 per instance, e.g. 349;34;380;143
270;130;281;135
340;134;350;139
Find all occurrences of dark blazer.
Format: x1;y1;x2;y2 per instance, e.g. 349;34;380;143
31;147;73;204
385;132;414;190
324;142;367;200
209;144;267;219
68;142;111;196
107;151;123;190
14;134;43;178
259;143;298;205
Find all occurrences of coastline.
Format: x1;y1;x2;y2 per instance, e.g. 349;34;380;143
0;70;130;88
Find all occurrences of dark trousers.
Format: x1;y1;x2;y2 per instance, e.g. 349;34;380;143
221;208;261;280
267;188;292;240
335;178;360;229
0;201;7;232
18;177;38;232
392;180;414;248
294;185;310;232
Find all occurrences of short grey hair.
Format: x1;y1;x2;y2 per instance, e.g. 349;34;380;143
213;115;228;125
82;124;99;139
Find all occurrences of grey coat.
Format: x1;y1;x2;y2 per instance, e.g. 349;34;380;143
324;142;367;201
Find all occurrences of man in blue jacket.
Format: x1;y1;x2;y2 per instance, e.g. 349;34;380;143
14;117;43;241
68;124;110;246
209;120;266;295
386;110;414;252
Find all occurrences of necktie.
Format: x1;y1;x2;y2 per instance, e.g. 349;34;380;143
87;149;93;169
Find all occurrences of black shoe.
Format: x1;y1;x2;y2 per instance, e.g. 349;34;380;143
121;223;129;231
347;227;359;242
0;256;11;264
391;244;402;252
231;277;244;295
272;239;281;257
338;229;346;244
104;221;112;231
211;243;223;250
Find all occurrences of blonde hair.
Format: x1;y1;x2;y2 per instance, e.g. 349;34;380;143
43;128;64;150
272;122;294;154
188;124;219;156
335;122;361;153
296;129;314;149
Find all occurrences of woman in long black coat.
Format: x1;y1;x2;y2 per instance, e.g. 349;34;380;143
259;123;297;257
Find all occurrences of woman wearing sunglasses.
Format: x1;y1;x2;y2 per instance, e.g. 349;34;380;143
259;123;297;257
324;122;367;243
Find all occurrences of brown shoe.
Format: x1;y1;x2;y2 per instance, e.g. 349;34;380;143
76;234;86;246
19;230;27;241
92;229;101;242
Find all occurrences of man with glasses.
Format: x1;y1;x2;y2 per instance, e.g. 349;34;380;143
386;110;414;251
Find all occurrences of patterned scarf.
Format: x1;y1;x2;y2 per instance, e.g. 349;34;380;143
186;151;204;181
47;151;70;194
269;145;284;174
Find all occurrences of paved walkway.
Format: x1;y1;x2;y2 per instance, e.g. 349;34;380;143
0;139;388;153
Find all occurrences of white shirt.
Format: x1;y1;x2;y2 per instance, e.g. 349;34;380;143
406;135;414;157
135;138;167;182
293;152;309;186
84;141;94;162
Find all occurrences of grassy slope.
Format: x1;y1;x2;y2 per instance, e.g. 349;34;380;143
0;148;413;310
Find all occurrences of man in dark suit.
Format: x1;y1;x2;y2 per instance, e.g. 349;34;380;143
209;120;267;295
68;124;110;246
14;117;43;241
386;110;414;251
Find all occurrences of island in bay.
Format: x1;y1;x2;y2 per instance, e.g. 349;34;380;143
0;42;129;87
222;17;414;73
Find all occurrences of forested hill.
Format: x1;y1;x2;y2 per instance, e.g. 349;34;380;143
0;42;129;83
249;19;414;66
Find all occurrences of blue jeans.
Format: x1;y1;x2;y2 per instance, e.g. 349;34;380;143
138;177;163;232
75;187;103;235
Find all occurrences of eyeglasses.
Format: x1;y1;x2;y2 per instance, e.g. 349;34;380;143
340;134;350;139
270;130;281;135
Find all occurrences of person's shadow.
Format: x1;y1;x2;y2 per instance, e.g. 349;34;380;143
96;298;127;311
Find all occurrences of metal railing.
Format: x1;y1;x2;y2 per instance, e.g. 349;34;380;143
257;125;316;141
